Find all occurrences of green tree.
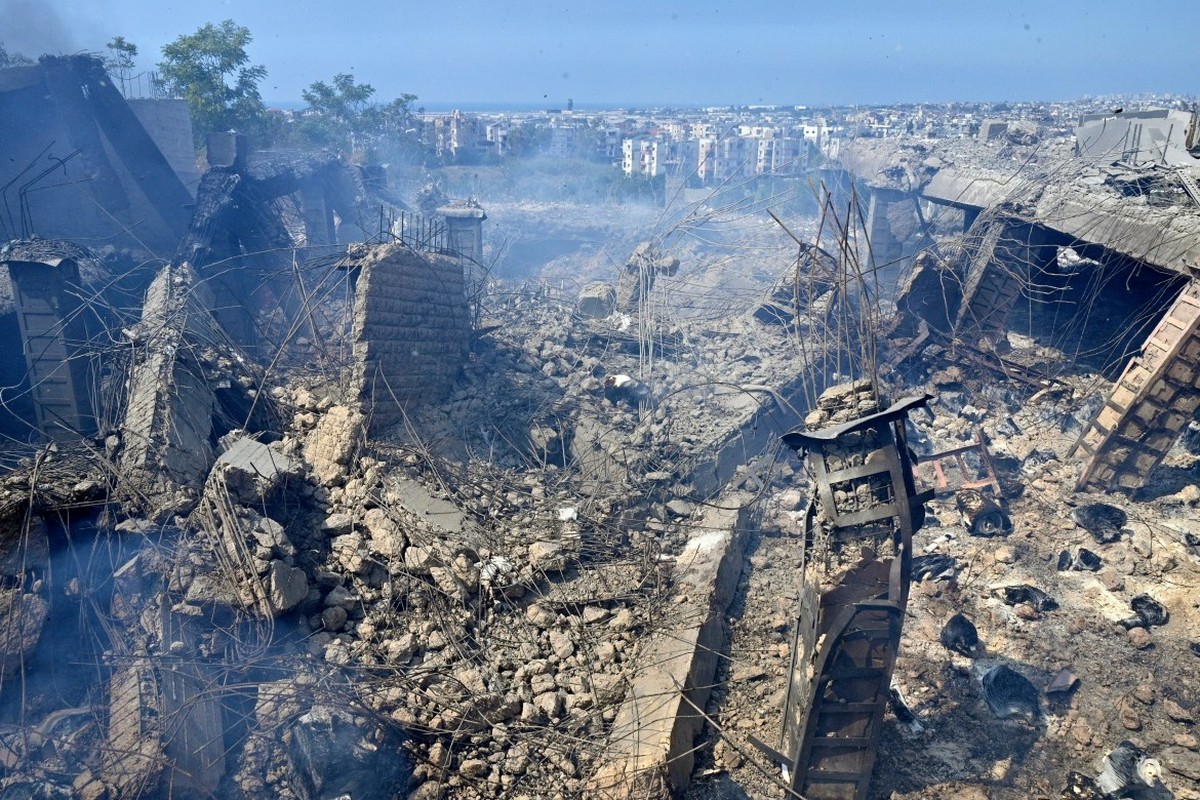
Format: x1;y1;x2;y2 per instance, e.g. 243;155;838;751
103;36;138;93
299;73;376;149
157;20;267;145
297;73;420;162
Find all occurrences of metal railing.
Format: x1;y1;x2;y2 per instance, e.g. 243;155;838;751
373;208;449;254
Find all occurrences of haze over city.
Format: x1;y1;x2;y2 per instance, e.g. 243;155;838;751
6;0;1198;107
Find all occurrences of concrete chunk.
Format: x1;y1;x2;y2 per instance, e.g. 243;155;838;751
267;560;309;613
588;493;753;797
216;437;296;504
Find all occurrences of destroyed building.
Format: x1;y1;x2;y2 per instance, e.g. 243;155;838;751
0;53;1198;800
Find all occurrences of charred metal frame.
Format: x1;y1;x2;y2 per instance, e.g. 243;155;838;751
765;395;929;800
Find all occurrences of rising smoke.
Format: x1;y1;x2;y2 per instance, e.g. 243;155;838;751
0;0;91;59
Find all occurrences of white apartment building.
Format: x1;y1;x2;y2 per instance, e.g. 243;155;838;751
622;137;665;177
755;137;807;175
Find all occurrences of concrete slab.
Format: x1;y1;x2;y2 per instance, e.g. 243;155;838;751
216;436;297;504
588;491;755;798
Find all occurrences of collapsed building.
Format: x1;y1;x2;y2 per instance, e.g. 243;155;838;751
0;55;1198;800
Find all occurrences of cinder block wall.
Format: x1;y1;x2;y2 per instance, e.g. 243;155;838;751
349;244;469;430
126;98;201;197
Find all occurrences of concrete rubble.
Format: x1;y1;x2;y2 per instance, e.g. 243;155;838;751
0;56;1198;800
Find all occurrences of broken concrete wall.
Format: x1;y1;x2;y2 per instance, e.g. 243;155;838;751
0;56;194;256
346;243;469;431
117;264;220;517
126;98;200;197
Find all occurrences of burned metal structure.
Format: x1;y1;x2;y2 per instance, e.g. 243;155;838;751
765;381;929;800
0;239;101;440
1071;278;1200;492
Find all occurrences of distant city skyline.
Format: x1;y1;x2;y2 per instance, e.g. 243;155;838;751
6;0;1198;108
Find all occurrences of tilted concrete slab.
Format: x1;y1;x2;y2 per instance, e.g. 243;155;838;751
922;166;1016;210
588;491;755;798
922;164;1200;274
118;263;218;516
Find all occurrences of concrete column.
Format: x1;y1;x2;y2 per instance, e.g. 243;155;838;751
865;187;905;270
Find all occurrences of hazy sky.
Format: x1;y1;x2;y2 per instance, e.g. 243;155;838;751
4;0;1195;108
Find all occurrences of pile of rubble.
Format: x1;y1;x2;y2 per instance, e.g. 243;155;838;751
685;333;1200;800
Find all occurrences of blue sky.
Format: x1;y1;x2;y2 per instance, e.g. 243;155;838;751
5;0;1195;107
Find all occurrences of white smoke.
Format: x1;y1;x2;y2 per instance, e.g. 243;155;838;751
0;0;94;59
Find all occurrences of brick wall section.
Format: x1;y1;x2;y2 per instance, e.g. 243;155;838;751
349;243;469;431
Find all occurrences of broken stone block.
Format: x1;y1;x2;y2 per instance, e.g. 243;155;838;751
402;545;436;574
529;540;569;573
321;513;354;536
666;499;695;517
319;606;348;631
330;533;367;574
577;282;616;318
0;589;47;671
430;566;472;602
324;585;357;611
534;691;563;719
526;604;556;628
363;507;405;558
304;405;364;486
267;560;309;613
1162;746;1200;781
1127;626;1153;649
251;516;295;560
548;629;576;660
216;436;298;504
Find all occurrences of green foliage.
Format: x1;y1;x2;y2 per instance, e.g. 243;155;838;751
103;36;138;76
292;72;421;163
157;20;268;146
299;73;375;148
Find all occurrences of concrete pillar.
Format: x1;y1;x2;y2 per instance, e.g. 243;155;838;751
1073;278;1200;492
300;179;335;246
962;206;981;232
865;187;905;270
437;204;487;264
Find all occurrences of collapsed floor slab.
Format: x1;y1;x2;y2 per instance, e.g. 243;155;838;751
589;491;755;798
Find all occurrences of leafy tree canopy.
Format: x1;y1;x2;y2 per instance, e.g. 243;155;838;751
103;36;138;76
158;20;267;145
296;72;420;162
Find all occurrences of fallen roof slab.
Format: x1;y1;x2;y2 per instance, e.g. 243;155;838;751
588;491;754;798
